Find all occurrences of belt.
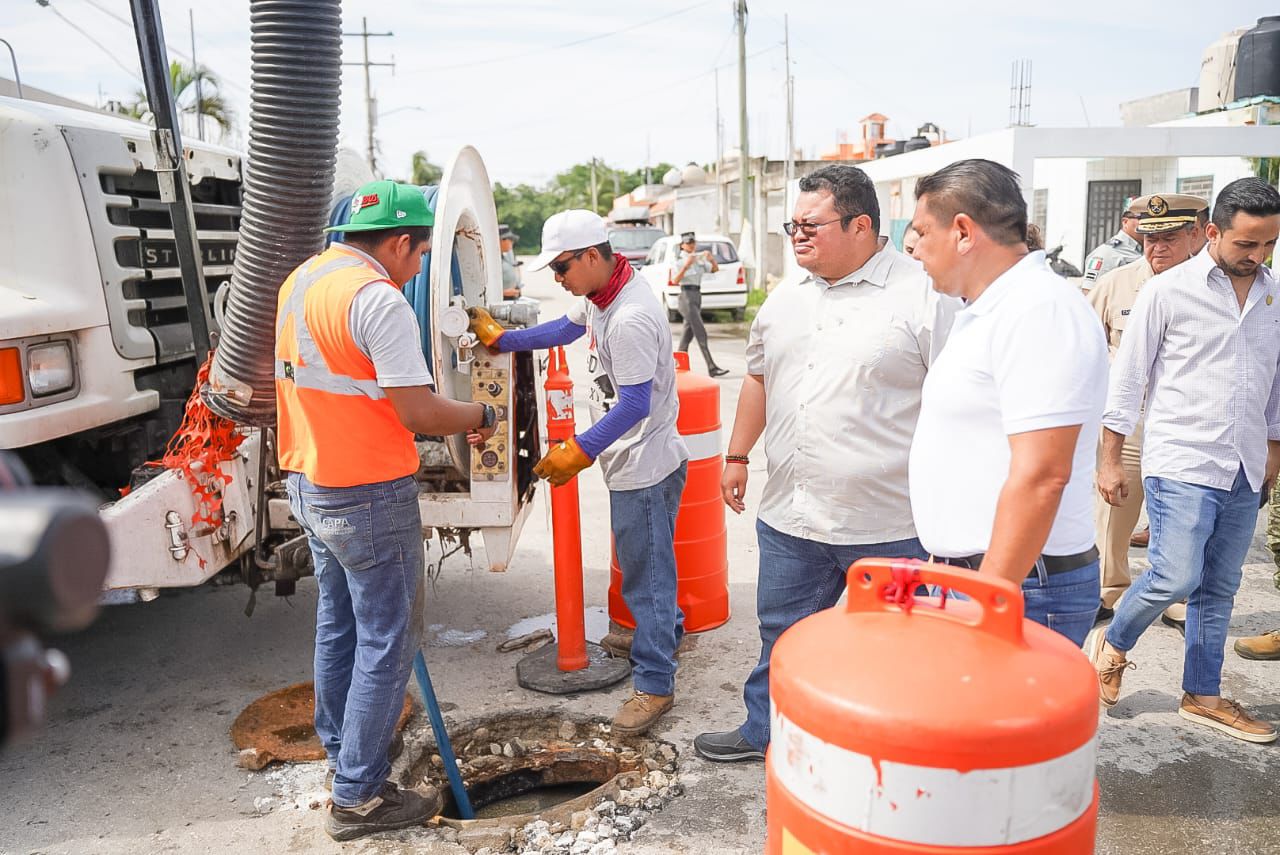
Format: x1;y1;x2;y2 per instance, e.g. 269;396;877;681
680;283;700;289
937;545;1099;579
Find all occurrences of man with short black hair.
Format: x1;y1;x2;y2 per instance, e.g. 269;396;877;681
673;231;727;377
908;158;1108;647
1090;177;1280;743
469;210;688;736
277;180;497;840
694;163;953;762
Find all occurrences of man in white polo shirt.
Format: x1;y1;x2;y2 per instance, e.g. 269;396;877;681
908;159;1108;646
693;164;955;763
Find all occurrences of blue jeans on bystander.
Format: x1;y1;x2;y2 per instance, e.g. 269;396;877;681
609;462;688;697
739;520;928;752
287;472;424;808
1107;467;1258;696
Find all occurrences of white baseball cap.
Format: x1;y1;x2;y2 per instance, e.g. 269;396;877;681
530;209;609;271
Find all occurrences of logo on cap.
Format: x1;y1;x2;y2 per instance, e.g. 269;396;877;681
352;192;380;213
1148;196;1168;217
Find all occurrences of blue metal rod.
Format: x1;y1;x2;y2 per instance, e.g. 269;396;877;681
412;649;474;819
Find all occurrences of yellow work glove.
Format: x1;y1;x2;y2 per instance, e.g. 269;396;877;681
534;437;593;486
467;307;506;347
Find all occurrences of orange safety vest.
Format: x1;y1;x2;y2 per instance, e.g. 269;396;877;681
274;244;419;487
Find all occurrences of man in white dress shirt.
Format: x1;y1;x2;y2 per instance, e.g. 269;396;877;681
908;159;1109;648
693;164;956;762
1089;177;1280;744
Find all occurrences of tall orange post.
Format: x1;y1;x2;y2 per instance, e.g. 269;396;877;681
516;347;630;694
544;346;587;671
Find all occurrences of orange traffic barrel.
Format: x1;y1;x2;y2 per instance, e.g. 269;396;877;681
767;559;1098;854
608;351;729;633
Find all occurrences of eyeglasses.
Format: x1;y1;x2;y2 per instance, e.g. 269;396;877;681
548;248;589;275
782;216;854;238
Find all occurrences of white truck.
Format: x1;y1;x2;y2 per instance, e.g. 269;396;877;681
0;93;542;603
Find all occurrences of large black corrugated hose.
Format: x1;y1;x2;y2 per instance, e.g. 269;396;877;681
203;0;342;425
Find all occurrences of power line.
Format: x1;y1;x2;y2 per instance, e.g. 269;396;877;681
37;0;143;83
402;2;713;74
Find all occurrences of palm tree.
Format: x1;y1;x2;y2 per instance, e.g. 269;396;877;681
127;60;234;138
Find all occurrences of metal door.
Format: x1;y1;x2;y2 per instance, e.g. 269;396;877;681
1085;179;1141;254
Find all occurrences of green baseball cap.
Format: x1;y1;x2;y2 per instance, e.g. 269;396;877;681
325;179;435;232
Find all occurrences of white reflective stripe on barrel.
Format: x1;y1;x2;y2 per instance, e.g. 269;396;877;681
681;427;721;462
770;709;1095;846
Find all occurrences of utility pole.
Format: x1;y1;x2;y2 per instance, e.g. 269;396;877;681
783;14;794;218
735;0;750;283
715;67;724;231
645;135;651;186
189;8;203;141
589;157;599;213
343;17;394;174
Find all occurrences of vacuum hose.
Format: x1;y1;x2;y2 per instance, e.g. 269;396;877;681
203;0;343;425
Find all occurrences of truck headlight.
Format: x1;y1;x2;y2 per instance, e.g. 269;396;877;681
28;342;75;397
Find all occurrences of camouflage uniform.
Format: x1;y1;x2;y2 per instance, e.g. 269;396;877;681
1269;485;1280;589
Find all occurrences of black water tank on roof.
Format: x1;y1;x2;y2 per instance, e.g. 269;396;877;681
1235;16;1280;101
903;136;931;153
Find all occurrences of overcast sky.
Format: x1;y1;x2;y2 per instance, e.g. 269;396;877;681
5;1;1273;186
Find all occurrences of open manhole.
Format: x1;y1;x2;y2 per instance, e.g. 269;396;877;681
403;711;683;852
231;682;414;770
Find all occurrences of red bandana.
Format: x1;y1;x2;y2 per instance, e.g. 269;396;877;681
588;254;634;310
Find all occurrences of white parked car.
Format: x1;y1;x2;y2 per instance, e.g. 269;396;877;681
639;233;747;322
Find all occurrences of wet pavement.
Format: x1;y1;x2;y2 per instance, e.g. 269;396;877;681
2;266;1279;854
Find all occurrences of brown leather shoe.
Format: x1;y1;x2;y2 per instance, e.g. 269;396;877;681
612;691;673;736
1235;630;1280;661
1129;526;1150;548
324;782;441;841
1178;694;1277;744
1085;628;1133;707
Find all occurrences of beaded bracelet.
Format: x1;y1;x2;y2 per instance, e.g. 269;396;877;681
725;454;750;465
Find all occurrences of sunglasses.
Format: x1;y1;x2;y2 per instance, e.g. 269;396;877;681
782;215;854;238
549;248;589;275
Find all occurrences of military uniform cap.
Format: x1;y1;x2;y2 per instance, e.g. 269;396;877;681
1128;193;1208;234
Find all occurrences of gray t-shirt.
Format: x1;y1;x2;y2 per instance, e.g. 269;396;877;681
567;272;688;490
349;282;434;388
675;250;713;287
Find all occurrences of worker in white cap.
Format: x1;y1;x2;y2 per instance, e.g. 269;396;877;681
468;210;689;736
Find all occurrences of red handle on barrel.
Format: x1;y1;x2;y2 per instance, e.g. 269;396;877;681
844;558;1026;644
545;347;588;671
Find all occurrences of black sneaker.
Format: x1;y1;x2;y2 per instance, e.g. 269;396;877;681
709;366;730;378
693;728;764;763
325;731;406;791
1161;613;1186;636
1094;603;1114;626
324;781;440;841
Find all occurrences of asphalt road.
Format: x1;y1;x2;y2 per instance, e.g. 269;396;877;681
3;262;1279;854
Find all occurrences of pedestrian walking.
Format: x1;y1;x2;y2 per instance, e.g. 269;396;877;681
500;223;522;299
693;164;955;763
468;210;688;736
1088;193;1208;632
1082;205;1143;286
673;232;729;377
1089;177;1280;743
275;180;496;840
1234;485;1280;660
908;159;1108;647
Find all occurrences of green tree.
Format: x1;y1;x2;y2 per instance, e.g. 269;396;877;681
410;150;444;186
1252;157;1279;187
127;60;234;136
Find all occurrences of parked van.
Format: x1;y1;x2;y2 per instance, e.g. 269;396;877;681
640;233;746;322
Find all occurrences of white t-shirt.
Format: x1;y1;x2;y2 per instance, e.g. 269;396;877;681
909;251;1107;557
567;272;688;490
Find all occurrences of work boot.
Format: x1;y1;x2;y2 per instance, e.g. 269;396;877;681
1235;630;1280;660
1085;628;1134;708
693;728;765;763
1178;694;1277;744
326;731;406;791
324;781;441;841
1130;526;1150;548
600;628;633;659
612;691;673;736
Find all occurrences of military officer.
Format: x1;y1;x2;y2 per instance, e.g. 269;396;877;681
500;224;522;299
1088;193;1208;631
1083;205;1143;286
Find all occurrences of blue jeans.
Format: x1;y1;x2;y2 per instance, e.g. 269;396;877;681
610;462;687;696
1107;468;1258;696
935;558;1100;647
287;472;424;808
740;520;927;751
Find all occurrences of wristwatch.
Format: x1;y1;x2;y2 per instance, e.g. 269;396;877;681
477;403;497;430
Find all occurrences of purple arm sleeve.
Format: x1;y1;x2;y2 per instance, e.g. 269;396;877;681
575;380;652;460
496;315;586;352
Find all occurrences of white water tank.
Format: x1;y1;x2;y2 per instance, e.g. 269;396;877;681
662;166;684;187
1201;27;1249;111
680;163;708;186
